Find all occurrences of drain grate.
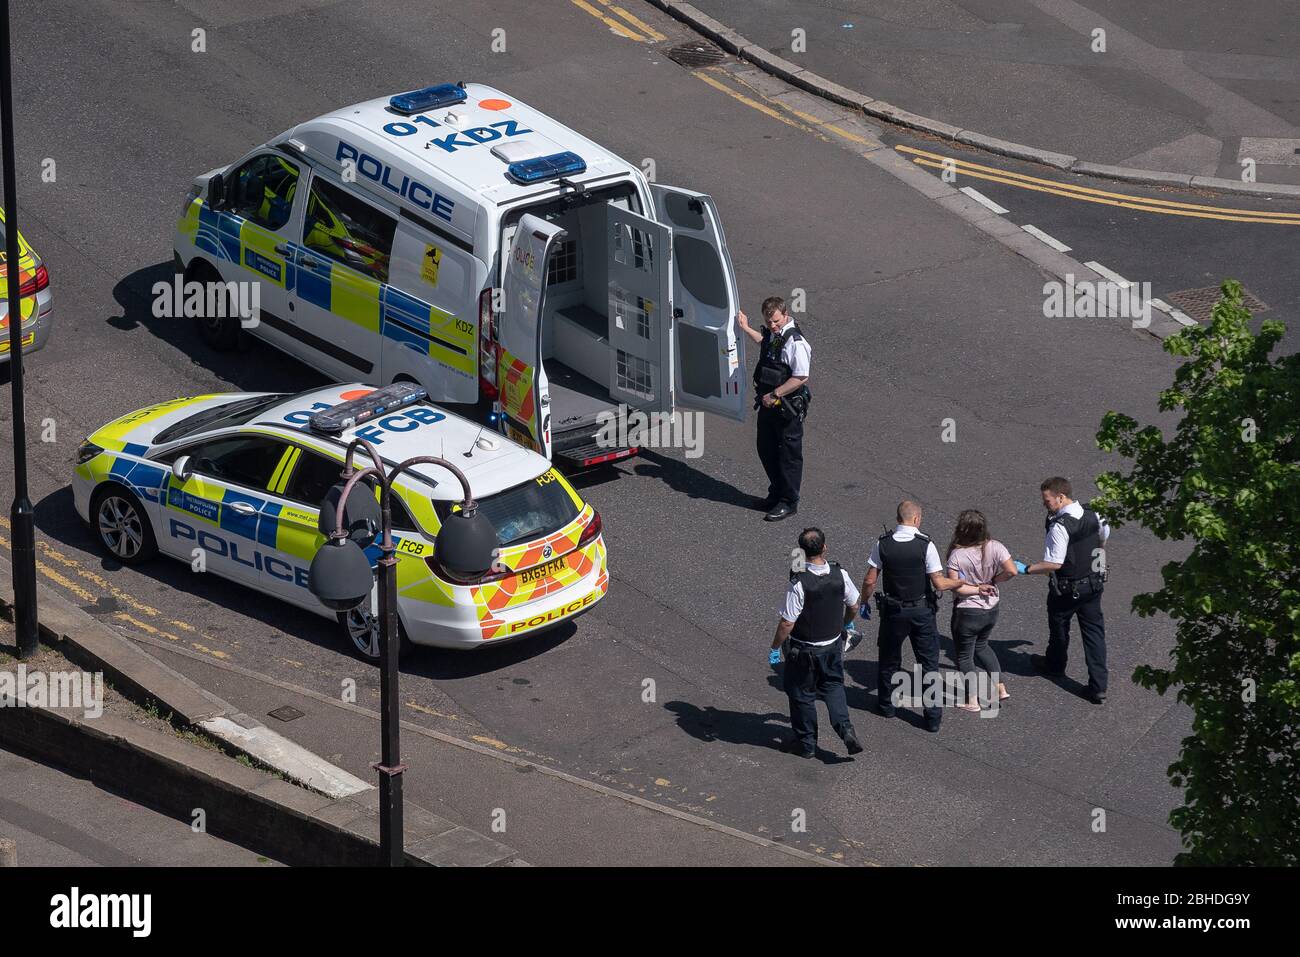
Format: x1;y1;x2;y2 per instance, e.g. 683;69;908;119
268;705;305;723
1164;285;1269;323
664;39;727;67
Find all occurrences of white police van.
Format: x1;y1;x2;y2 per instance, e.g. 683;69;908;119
175;82;746;469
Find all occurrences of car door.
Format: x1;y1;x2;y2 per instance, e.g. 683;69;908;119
214;152;301;335
650;184;746;422
290;174;396;382
498;213;566;459
261;445;344;611
157;434;294;587
604;203;674;414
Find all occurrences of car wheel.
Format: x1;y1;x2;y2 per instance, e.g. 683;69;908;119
338;607;412;663
189;261;240;351
91;485;158;564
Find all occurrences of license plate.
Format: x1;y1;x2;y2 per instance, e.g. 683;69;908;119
519;556;565;584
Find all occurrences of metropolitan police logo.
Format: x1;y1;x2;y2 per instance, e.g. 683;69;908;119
542;544;553;559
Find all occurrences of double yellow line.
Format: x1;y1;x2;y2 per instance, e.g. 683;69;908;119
569;0;666;42
898;146;1300;226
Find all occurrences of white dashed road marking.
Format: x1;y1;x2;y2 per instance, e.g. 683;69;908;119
1021;224;1071;252
1085;261;1133;288
960;186;1008;214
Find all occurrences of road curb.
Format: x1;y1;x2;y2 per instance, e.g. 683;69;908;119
0;554;521;866
644;0;1300;200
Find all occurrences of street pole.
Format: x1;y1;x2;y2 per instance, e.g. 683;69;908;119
0;0;39;659
374;492;405;867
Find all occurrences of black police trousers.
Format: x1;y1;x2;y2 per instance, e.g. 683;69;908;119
756;405;803;505
876;605;944;726
1046;579;1107;694
783;641;854;753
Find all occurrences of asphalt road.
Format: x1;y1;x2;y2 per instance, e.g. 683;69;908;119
689;0;1300;183
5;0;1294;865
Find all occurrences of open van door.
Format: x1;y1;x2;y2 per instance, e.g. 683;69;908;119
499;214;565;459
604;205;674;413
651;185;746;423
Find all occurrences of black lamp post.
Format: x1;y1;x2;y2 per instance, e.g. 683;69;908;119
308;437;496;867
1;2;38;659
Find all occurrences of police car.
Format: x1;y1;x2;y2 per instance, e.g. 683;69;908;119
1;206;53;362
71;383;608;657
173;82;746;470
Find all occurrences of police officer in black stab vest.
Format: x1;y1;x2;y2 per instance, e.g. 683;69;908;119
769;528;863;758
860;501;991;732
1018;477;1111;704
737;297;811;522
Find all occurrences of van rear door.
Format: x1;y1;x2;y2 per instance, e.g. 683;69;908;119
499;213;565;459
604;205;673;412
651;185;746;423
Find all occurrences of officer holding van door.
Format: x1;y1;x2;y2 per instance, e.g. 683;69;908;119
736;297;810;522
770;527;863;758
860;501;991;732
1018;477;1111;704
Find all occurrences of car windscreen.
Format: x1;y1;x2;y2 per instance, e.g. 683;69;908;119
435;473;580;547
153;393;294;445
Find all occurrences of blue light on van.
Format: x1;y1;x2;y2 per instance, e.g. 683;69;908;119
506;151;587;184
389;84;467;115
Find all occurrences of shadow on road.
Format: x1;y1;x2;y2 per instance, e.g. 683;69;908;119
632;448;760;510
111;262;323;395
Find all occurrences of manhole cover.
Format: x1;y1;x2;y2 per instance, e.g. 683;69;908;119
1164;285;1269;323
664;40;726;67
268;705;305;723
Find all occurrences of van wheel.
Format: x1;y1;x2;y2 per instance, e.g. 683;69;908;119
91;484;158;564
189;261;240;351
338;608;413;663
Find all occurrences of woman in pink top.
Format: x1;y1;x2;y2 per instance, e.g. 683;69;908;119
945;510;1019;711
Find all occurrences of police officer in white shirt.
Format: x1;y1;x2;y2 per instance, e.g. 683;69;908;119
737;296;812;522
860;501;990;732
1017;477;1111;704
769;528;863;758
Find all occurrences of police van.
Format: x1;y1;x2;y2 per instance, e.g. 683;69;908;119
174;82;746;469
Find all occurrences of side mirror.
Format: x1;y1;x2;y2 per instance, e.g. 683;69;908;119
207;173;226;211
172;455;192;482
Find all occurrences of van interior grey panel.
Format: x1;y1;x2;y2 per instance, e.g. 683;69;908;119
546;360;614;433
511;186;655;444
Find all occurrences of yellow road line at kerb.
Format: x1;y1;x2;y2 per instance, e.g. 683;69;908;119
721;68;880;147
898;145;1300;223
569;0;644;40
693;71;822;135
594;0;666;41
909;156;1300;225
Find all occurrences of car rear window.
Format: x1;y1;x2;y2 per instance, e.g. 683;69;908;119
435;472;579;547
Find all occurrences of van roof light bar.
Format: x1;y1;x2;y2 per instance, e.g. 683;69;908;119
389;84;467;115
506;151;587;184
308;382;428;435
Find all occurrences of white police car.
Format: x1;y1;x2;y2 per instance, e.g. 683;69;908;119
174;82;746;469
72;383;608;657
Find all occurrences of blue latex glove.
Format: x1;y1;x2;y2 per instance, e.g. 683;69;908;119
768;648;782;666
859;602;872;620
1014;560;1029;574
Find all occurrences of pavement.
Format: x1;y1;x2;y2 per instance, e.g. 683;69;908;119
679;0;1300;186
3;0;1294;865
0;744;278;866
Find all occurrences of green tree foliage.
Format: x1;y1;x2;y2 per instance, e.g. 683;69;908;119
1094;280;1299;865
